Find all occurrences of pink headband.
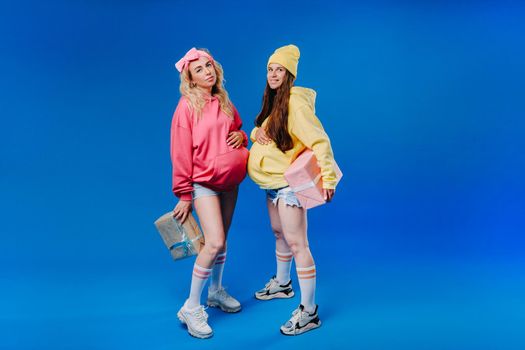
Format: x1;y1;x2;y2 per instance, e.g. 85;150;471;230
175;48;214;72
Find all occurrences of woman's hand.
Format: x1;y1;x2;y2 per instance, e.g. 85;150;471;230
323;188;335;202
227;131;244;148
173;200;192;223
255;128;271;145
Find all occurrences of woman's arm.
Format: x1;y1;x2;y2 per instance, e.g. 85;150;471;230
170;99;194;201
290;105;338;189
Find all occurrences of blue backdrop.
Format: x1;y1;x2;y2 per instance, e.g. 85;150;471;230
1;1;524;349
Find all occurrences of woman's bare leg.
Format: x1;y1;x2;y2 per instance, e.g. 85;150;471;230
208;187;238;291
185;195;225;308
267;199;293;284
278;201;316;312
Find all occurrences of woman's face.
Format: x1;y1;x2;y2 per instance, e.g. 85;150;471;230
188;56;217;91
267;63;287;89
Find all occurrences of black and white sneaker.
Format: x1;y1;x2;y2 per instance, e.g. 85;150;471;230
280;304;321;336
255;276;295;300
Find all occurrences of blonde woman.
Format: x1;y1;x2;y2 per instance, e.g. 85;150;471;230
171;47;249;339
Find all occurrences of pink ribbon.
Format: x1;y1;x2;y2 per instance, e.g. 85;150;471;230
175;48;214;72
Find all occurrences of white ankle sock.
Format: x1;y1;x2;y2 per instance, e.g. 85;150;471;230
276;250;293;284
186;263;212;309
209;251;227;292
296;265;316;313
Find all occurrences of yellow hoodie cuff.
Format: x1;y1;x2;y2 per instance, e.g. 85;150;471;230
250;127;259;143
322;181;336;190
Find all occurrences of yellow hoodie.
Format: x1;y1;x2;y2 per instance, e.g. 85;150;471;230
248;86;337;190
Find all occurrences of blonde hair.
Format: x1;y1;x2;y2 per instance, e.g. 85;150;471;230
179;49;233;119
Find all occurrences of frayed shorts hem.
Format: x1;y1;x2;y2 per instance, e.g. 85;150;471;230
265;186;302;208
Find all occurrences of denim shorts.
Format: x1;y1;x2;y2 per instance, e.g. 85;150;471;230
265;186;302;208
192;183;220;200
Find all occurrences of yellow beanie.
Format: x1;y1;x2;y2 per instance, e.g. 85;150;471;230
267;44;300;77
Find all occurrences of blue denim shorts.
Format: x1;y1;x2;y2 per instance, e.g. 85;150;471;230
266;186;302;208
192;183;220;200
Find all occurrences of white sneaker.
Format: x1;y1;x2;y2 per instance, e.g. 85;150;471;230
255;276;295;300
280;304;321;336
207;287;241;313
177;302;213;339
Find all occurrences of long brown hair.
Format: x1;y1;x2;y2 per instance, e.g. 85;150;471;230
255;72;295;152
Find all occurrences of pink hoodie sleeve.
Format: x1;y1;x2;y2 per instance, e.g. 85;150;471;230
232;105;248;147
170;99;194;201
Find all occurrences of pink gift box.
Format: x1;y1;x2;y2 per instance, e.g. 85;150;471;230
284;150;343;209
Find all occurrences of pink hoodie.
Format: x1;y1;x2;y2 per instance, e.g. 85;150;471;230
170;96;249;200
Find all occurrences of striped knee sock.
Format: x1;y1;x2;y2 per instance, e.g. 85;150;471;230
209;251;227;292
186;263;212;309
276;250;293;284
296;265;316;313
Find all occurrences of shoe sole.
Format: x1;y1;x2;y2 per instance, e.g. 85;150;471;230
280;319;321;336
177;310;213;339
255;290;295;301
206;301;241;313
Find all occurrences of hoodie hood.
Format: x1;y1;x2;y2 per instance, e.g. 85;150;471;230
290;86;316;112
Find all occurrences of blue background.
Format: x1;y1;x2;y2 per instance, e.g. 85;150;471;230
1;1;524;349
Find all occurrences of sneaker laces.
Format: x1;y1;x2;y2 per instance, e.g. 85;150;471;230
189;305;209;325
285;307;304;328
264;277;279;290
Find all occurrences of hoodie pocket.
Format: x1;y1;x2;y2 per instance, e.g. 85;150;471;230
210;148;249;187
258;153;288;176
